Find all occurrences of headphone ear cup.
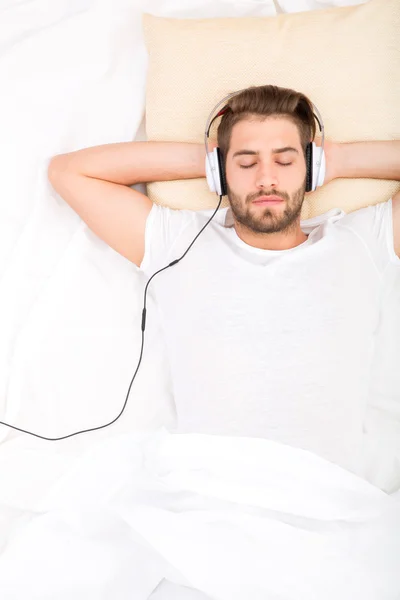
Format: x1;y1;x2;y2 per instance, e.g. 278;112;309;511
205;148;226;196
216;148;227;196
205;151;217;193
305;142;312;192
311;142;326;189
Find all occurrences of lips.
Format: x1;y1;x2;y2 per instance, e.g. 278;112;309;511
252;195;284;204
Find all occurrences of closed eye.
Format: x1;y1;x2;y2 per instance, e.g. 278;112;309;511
239;162;292;169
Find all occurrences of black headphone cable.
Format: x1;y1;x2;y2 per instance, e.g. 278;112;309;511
0;195;223;441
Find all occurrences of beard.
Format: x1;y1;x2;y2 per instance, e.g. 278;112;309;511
227;178;307;235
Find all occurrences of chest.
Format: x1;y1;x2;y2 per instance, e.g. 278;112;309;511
152;241;380;349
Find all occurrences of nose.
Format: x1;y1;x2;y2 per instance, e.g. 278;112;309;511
255;161;279;189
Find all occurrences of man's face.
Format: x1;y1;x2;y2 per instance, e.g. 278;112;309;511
225;116;307;234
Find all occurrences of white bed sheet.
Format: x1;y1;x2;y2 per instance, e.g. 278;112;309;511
275;0;368;12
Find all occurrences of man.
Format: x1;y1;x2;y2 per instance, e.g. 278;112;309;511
48;84;400;476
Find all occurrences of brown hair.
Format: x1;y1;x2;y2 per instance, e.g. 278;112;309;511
217;84;316;164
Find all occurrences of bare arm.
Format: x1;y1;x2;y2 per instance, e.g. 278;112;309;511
48;141;206;266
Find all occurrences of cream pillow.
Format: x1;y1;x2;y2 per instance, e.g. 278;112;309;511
143;0;400;218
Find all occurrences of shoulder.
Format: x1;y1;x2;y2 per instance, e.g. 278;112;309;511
140;204;229;275
147;204;228;228
335;199;400;271
336;200;390;235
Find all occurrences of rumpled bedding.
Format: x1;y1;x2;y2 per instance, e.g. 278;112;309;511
0;1;399;598
1;430;399;599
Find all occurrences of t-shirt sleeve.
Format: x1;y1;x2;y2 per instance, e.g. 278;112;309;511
338;198;400;275
139;203;196;277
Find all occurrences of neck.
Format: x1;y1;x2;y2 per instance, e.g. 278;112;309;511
233;219;309;251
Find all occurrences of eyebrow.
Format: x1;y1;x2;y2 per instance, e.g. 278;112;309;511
232;147;299;158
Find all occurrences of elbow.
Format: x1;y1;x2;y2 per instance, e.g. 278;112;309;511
47;154;69;184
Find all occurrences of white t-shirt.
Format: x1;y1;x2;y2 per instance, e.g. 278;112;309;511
140;199;400;474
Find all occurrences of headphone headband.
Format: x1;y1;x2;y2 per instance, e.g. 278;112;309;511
205;88;324;138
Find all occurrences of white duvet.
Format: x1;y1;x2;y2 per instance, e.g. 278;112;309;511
1;429;400;599
1;0;399;598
